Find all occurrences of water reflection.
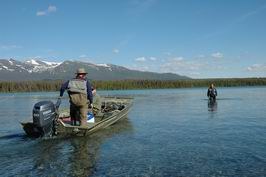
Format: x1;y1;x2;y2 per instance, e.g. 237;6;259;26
33;140;62;174
33;118;133;177
208;99;217;112
69;138;97;177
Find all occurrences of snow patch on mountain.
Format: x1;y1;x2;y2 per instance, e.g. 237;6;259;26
29;65;52;73
2;66;8;70
23;59;62;73
26;59;40;65
94;63;113;71
96;63;110;68
42;61;62;66
1;65;14;71
8;60;14;65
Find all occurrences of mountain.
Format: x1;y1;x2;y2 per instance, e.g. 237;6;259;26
0;59;190;81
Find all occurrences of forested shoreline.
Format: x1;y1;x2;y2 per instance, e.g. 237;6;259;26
0;78;266;93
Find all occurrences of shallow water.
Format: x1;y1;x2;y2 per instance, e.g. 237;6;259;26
0;87;266;176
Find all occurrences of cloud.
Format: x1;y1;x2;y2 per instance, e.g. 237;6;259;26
36;11;46;16
172;57;184;61
238;4;266;23
128;64;150;71
113;49;120;54
37;5;57;16
189;72;201;76
132;56;207;75
33;56;42;59
196;54;205;58
129;0;157;16
134;56;158;62
149;57;157;61
159;56;206;74
199;4;266;41
135;57;146;62
247;64;266;72
48;5;57;12
130;53;232;78
164;52;172;56
79;54;87;58
0;45;22;50
131;0;157;9
211;52;223;59
130;56;160;73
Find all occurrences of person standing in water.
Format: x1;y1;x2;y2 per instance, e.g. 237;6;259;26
207;83;217;101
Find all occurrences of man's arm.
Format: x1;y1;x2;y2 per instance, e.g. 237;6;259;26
86;81;93;104
207;89;210;97
60;80;69;97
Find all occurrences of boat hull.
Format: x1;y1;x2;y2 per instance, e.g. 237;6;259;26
21;97;133;138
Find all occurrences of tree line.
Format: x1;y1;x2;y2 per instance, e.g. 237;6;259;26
0;78;266;92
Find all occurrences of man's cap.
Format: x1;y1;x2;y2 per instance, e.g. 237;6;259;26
76;68;87;74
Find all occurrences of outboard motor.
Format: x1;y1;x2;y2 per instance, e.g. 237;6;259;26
32;101;57;137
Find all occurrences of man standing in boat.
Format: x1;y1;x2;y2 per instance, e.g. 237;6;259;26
59;68;93;127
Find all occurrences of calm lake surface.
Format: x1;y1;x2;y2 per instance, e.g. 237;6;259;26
0;87;266;177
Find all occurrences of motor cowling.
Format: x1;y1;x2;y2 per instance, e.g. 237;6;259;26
32;101;56;137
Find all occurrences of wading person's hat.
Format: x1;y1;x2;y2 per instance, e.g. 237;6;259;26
76;68;87;75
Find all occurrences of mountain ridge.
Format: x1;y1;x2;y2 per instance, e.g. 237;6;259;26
0;58;190;81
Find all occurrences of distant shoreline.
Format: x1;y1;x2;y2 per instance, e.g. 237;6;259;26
0;78;266;93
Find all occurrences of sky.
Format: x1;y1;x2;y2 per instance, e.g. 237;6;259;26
0;0;266;78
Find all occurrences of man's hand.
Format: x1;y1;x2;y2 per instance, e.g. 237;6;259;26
88;102;93;109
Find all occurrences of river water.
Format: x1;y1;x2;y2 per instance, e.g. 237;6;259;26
0;87;266;177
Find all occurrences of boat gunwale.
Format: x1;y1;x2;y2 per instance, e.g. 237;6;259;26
58;100;133;131
21;96;133;137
